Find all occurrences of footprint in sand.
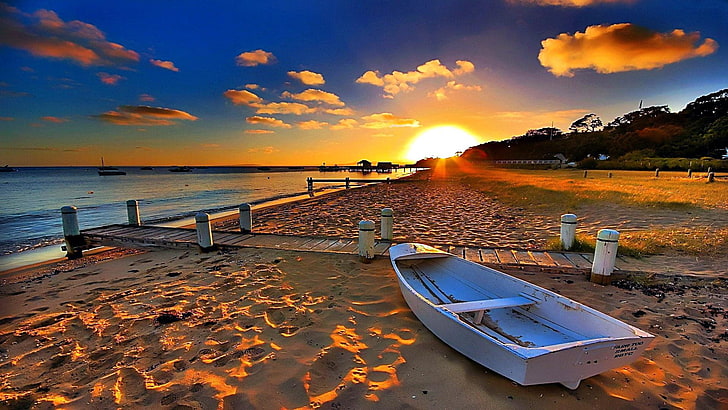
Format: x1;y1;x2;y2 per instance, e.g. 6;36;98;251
115;367;148;404
306;346;360;398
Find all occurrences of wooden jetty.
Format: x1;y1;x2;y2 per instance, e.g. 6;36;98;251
81;224;639;274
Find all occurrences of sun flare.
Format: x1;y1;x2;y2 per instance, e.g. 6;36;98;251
404;126;479;162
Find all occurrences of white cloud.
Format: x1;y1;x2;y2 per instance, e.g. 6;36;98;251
356;59;476;97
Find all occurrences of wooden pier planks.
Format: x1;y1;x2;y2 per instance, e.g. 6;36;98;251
83;225;669;274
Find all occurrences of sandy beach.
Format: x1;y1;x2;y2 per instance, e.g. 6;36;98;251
1;167;726;409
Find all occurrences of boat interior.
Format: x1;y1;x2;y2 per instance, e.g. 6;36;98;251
396;258;622;349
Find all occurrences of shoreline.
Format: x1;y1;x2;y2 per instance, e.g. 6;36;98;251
0;173;416;273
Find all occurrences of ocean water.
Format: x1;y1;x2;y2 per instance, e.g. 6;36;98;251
0;166;402;264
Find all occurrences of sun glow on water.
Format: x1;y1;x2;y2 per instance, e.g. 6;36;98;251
405;126;479;162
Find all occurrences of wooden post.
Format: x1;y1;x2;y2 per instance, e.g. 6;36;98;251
239;203;252;233
591;229;619;285
358;220;375;263
583;170;588;178
381;208;393;241
560;214;577;250
707;167;712;175
654;168;660;178
345;177;350;189
687;169;692;178
61;206;84;259
608;172;613;178
126;200;141;226
307;177;313;191
195;212;216;252
708;172;715;183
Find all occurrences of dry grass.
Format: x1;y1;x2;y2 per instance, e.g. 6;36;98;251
454;166;727;212
619;226;728;257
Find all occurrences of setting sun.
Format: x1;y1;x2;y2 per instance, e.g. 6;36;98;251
405;126;480;162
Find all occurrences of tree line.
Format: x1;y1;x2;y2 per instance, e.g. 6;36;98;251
458;88;728;169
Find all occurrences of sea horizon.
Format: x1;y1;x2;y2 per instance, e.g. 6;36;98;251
0;167;413;271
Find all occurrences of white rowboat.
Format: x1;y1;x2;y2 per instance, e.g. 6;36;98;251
389;243;654;389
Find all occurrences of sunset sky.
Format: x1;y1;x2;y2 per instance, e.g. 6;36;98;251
1;0;726;166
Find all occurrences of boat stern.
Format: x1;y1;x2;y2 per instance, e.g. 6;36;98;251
520;334;655;389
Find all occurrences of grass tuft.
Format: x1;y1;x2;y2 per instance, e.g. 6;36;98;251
546;234;647;258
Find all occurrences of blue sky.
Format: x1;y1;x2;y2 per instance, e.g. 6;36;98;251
1;0;726;166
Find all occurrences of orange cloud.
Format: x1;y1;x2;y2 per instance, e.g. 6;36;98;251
245;129;275;134
236;49;276;67
0;5;139;67
539;23;718;77
150;59;180;72
248;146;279;154
223;90;316;115
41;116;68;123
246;116;292;128
356;59;475;97
361;113;421;129
429;81;482;101
330;119;359;130
288;70;325;85
297;120;328;130
254;102;316;115
94;105;198;126
322;107;355;116
507;0;634;6
281;89;345;107
0;116;14;121
224;89;263;105
139;93;155;102
97;72;123;85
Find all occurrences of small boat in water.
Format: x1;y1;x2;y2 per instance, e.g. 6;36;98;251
389;243;654;389
98;157;126;176
0;165;17;172
169;166;192;172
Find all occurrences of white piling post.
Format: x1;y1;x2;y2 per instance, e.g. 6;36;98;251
239;203;252;233
381;208;393;241
708;172;715;183
126;200;141;226
560;214;577;250
654;168;660;178
687;169;692;178
358;220;375;262
307;177;313;191
591;229;620;285
61;206;83;259
195;212;215;252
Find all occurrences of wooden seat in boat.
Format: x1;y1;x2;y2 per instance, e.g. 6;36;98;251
440;295;536;324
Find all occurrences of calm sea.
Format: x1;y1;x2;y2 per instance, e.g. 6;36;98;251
0;166;404;269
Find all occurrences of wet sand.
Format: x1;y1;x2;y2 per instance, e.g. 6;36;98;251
1;168;726;408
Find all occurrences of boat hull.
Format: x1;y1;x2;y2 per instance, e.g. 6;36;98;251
390;243;654;389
